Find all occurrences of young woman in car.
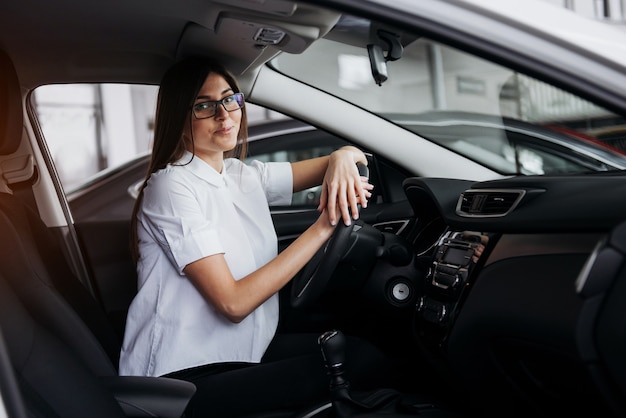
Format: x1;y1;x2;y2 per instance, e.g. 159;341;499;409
118;57;392;416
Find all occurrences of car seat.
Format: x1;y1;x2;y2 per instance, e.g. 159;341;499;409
0;48;195;417
0;47;122;373
0;274;129;417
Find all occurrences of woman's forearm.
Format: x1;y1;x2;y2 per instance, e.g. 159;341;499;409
184;213;334;323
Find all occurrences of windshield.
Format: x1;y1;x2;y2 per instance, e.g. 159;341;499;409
271;16;626;175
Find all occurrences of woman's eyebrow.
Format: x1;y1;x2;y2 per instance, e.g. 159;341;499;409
195;88;234;101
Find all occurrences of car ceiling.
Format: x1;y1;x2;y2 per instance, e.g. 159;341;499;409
0;0;340;88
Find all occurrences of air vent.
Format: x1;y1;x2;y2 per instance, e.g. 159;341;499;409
456;189;526;217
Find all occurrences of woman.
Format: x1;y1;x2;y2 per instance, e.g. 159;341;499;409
119;57;390;416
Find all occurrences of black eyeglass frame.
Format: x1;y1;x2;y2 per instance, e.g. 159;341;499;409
191;92;245;119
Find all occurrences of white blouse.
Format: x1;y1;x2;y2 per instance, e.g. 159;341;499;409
119;151;293;377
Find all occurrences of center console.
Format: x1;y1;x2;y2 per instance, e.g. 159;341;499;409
415;230;489;346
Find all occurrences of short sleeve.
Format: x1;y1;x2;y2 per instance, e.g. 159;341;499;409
139;169;224;274
249;160;293;206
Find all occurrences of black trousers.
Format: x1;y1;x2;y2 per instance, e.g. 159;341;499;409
165;333;395;417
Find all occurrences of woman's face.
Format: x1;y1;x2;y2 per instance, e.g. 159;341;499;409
188;72;242;169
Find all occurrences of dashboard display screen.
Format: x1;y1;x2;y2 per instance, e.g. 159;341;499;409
442;246;472;266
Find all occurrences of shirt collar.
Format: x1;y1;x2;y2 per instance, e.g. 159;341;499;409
175;150;226;187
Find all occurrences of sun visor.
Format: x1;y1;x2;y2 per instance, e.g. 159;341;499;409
216;15;320;54
176;16;326;75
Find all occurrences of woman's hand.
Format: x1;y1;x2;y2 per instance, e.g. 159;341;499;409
318;146;373;226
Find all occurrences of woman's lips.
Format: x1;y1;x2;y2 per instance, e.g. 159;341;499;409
216;126;234;135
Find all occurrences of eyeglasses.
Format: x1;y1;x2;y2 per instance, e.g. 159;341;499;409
192;93;245;119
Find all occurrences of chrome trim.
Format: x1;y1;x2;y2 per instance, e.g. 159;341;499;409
456;188;527;218
373;219;409;235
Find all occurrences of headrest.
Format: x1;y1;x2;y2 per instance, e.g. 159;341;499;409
0;50;23;156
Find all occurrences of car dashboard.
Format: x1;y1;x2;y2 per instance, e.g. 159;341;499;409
399;173;626;417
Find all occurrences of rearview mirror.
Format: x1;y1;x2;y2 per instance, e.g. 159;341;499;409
367;29;403;86
367;44;388;86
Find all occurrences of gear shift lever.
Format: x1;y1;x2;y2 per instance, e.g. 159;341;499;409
318;330;426;417
319;330;349;390
319;330;353;417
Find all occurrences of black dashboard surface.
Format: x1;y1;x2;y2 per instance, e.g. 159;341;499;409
402;173;626;417
404;172;626;233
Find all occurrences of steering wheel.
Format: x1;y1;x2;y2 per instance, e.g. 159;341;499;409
290;163;369;309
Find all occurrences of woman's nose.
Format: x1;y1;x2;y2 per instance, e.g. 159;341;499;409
214;104;229;119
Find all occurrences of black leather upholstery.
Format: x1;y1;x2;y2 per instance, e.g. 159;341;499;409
0;267;195;418
0;275;128;417
0;197;121;375
0;248;196;417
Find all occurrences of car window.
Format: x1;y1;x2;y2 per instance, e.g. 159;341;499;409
33;84;292;190
245;127;350;207
33;84;159;192
271;18;626;174
32;84;353;208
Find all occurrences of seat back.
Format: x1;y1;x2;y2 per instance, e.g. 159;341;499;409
0;274;128;418
0;48;121;374
0;199;121;375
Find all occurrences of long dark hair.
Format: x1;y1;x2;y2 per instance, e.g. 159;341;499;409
130;57;249;263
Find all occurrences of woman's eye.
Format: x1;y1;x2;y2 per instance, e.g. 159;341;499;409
223;96;235;104
195;102;210;110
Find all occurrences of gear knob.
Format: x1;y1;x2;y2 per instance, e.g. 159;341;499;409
319;330;346;368
319;330;348;388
